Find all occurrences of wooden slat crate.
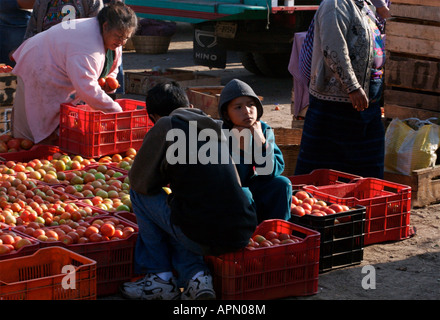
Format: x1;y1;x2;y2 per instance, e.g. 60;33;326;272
273;127;303;177
383;1;440;120
384;165;440;208
383;0;440;207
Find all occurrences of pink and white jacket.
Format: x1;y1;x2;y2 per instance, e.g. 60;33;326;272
12;17;122;143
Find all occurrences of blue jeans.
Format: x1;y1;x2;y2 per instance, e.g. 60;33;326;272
130;189;209;287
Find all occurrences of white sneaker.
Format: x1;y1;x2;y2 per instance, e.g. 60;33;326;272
181;272;216;300
120;274;181;300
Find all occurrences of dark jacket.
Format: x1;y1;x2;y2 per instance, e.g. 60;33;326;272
129;108;258;255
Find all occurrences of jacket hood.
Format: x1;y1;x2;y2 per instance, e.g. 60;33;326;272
170;107;224;139
218;79;264;125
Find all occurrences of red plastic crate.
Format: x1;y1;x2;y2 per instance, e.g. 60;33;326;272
303;178;412;245
59;99;153;158
205;219;320;300
30;216;138;296
114;211;137;226
0;144;61;163
288;169;361;190
0;246;96;300
0;229;40;261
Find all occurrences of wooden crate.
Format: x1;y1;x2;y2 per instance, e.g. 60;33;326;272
0;73;16;107
186;86;224;118
383;1;440;120
186;86;264;119
0;106;12;134
384;165;440;208
125;68;221;95
273;127;303;177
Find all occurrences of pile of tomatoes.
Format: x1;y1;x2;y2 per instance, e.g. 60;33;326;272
291;190;352;217
246;230;301;249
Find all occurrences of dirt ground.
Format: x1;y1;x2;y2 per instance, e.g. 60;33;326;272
120;23;440;301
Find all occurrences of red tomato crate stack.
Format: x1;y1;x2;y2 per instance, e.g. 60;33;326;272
0;246;97;300
302;178;412;246
205;219;321;300
59;99;154;158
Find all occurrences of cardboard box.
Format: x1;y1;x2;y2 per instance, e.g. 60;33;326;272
125;68;221;95
0;73;17;107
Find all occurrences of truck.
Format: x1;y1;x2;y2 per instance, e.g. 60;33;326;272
125;0;321;77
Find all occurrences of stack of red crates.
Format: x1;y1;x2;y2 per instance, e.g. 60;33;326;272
303;178;411;245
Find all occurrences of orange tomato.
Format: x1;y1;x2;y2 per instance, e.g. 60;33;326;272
106;77;120;90
100;223;115;237
84;225;99;238
98;78;106;88
295;191;310;201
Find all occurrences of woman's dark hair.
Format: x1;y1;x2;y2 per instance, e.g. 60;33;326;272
146;81;190;117
97;1;138;32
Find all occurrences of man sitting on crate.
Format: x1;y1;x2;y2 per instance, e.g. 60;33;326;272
120;81;258;300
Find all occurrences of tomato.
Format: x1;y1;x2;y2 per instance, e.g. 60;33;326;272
300;202;312;212
0;234;14;245
252;234;266;244
106;77;120;90
98;77;106;88
45;230;59;240
295;191;310;201
328;203;344;213
84;225;99;238
264;231;278;240
60;234;73;245
323;207;336;215
89;232;103;242
291;206;306;217
291;195;300;206
302;197;316;206
278;233;290;241
260;240;273;247
100;223;115;237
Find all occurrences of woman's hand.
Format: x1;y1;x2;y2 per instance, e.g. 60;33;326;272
348;88;369;112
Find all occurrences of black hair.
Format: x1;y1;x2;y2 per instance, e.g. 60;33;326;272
97;1;138;33
145;81;190;117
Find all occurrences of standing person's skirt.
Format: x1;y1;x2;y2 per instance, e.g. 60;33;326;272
294;79;385;179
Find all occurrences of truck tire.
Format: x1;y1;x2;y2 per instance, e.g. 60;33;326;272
252;52;291;78
238;52;262;75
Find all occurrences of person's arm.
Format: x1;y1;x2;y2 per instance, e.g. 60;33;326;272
23;0;39;40
17;0;35;9
66;54;122;113
318;3;368;111
371;0;391;19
